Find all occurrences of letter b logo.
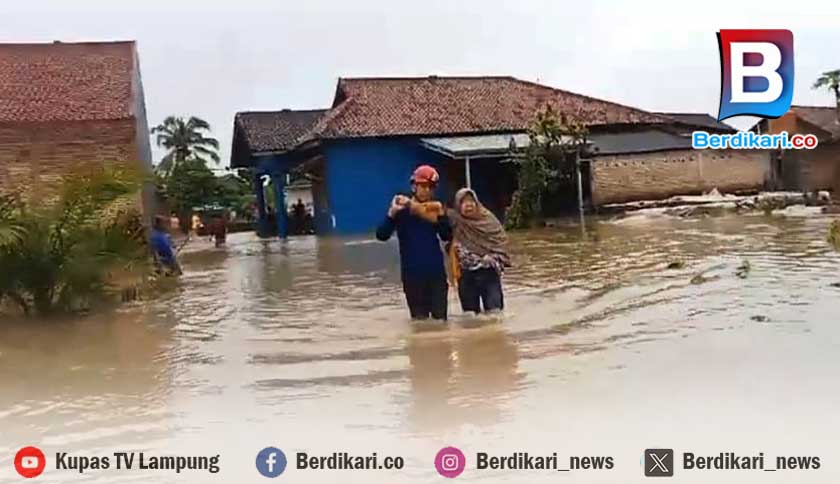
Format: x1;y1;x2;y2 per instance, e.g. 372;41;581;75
717;29;794;121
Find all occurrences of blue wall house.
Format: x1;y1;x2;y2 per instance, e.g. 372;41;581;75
231;76;736;237
231;109;326;236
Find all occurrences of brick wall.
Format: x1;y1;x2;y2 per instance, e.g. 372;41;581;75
752;110;840;192
799;142;840;191
0;119;148;203
130;52;157;218
591;149;770;205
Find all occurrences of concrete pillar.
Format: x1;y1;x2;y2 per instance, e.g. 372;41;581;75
271;173;288;239
254;174;270;236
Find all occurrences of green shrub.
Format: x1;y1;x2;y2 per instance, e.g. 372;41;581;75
505;106;588;229
0;168;151;316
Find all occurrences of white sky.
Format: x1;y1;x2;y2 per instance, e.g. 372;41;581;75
5;0;840;166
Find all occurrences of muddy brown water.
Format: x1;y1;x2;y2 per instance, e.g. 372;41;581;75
2;209;839;483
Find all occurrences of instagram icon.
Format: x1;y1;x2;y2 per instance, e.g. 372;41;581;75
435;446;466;478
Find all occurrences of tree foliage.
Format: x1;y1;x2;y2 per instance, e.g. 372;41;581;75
159;158;255;218
164;158;219;213
0;168;150;316
151;115;254;218
504;106;589;229
152;116;221;175
813;69;840;121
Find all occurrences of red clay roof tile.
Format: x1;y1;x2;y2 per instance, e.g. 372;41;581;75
235;109;327;153
307;76;670;139
0;41;136;123
790;105;840;138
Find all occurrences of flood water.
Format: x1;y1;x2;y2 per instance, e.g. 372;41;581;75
2;209;840;483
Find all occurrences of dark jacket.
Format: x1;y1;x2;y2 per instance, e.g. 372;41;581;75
376;207;451;281
149;229;176;267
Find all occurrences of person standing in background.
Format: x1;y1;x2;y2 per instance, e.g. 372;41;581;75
169;211;181;234
191;213;204;236
210;212;228;247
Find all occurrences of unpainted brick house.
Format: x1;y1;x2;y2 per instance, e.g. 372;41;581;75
0;41;154;214
753;105;840;192
589;114;768;205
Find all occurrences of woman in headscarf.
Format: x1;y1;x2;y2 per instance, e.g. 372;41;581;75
413;188;510;314
447;188;511;314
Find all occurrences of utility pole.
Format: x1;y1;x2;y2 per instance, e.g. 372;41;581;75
465;156;472;188
575;145;584;218
575;141;589;237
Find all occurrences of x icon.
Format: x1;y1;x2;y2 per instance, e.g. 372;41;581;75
644;449;674;477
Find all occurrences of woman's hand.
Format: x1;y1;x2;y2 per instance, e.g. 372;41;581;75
410;201;443;215
426;201;445;216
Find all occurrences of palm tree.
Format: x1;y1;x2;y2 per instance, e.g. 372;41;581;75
151;116;221;175
812;70;840;123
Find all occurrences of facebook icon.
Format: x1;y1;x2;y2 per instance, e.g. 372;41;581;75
256;447;287;478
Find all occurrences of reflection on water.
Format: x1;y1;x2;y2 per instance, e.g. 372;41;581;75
407;325;522;431
2;211;840;482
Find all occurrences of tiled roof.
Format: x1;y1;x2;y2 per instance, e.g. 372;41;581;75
0;41;136;123
790;105;840;138
306;76;671;140
235;109;327;153
654;112;736;132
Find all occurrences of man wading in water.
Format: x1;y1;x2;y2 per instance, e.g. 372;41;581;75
150;215;182;276
376;165;452;321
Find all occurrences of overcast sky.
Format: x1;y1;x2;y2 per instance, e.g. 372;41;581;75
5;1;840;166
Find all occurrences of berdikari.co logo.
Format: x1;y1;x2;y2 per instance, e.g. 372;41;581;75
717;29;794;121
692;29;817;151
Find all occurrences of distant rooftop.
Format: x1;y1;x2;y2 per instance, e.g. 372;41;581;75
654;112;736;133
231;77;723;166
234;109;327;153
306;76;672;140
790;105;840;138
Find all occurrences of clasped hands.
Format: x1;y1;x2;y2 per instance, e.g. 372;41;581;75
388;195;444;221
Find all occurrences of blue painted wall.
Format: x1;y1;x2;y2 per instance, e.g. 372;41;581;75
321;137;452;235
250;137;511;236
254;153;294;177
